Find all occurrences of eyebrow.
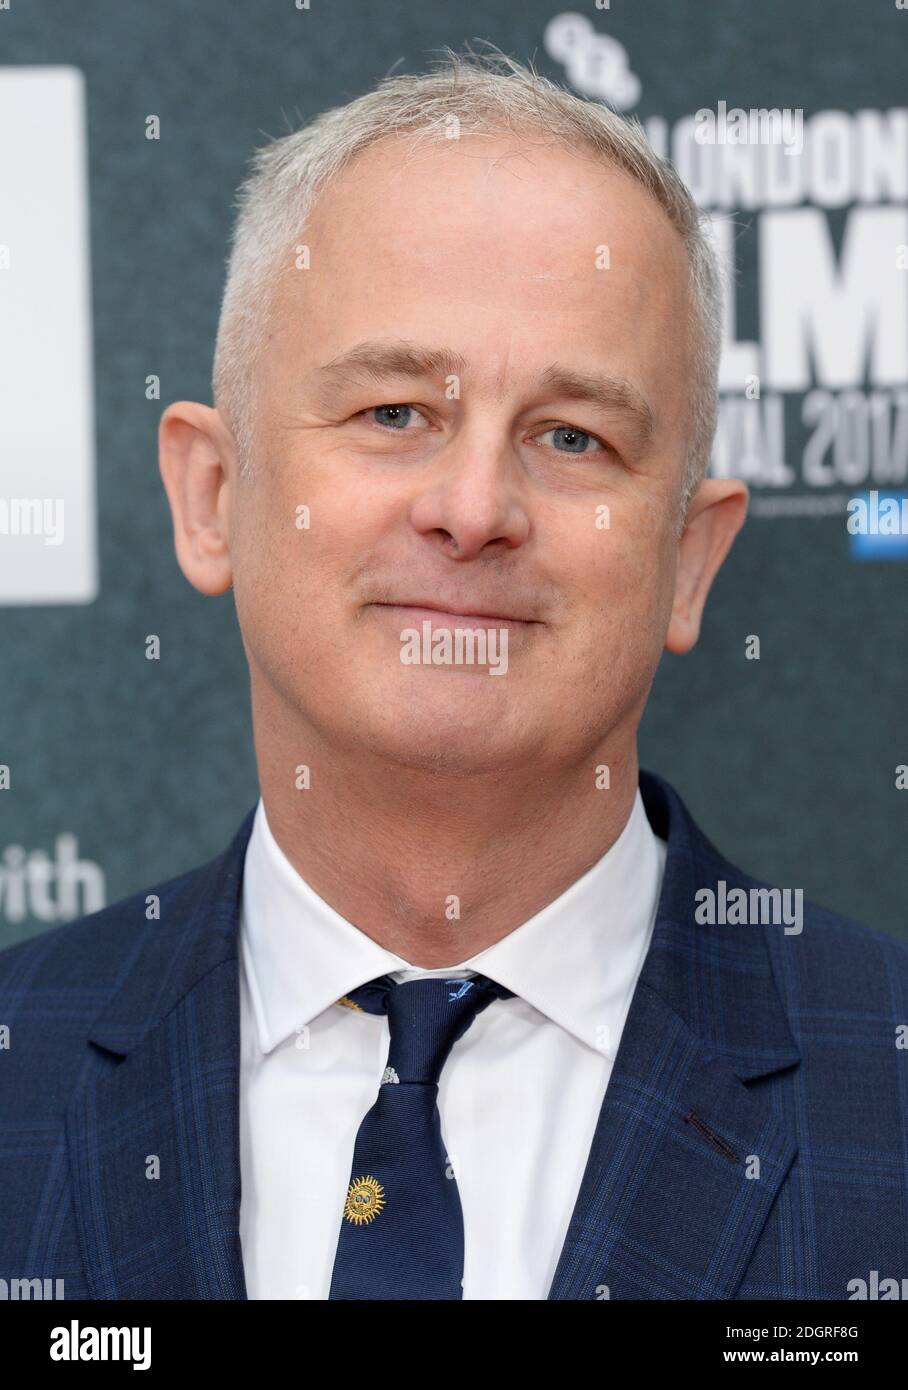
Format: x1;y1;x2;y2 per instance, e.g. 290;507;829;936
312;339;656;447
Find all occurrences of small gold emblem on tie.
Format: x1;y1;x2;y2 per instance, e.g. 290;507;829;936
344;1175;386;1225
336;996;364;1011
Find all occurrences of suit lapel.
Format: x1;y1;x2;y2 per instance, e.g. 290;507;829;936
548;771;801;1300
67;809;257;1300
547;980;797;1299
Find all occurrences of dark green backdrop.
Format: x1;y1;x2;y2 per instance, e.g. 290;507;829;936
1;0;906;945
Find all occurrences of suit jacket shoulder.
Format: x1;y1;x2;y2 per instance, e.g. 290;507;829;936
0;813;250;1076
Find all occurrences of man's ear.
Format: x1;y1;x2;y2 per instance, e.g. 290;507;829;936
158;401;235;596
664;478;749;654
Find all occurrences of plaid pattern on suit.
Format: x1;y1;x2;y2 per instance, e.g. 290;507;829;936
1;770;906;1299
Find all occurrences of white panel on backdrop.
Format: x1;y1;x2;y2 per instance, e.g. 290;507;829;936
0;66;97;604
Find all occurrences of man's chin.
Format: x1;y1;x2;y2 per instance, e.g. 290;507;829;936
345;683;536;774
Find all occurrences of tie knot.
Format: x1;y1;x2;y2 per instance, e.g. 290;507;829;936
339;974;513;1084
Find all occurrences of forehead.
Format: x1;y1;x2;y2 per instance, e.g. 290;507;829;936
268;133;692;428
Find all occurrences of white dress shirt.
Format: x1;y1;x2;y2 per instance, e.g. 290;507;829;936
238;790;667;1300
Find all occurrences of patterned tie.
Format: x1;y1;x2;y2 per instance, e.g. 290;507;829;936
328;972;514;1300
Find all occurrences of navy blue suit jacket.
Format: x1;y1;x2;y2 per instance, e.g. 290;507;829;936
2;770;907;1299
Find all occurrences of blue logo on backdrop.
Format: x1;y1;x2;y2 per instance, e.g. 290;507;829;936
846;491;908;560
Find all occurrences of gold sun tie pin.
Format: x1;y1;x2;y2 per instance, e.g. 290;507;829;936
344;1175;386;1225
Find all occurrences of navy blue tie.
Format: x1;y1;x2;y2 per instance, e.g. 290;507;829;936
328;972;514;1300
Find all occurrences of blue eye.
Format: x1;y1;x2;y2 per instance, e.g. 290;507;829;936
368;404;430;430
538;424;604;454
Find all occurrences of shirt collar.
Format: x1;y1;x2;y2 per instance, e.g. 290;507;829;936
241;789;665;1059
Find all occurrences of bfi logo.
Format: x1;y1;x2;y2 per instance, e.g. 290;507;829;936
0;67;97;603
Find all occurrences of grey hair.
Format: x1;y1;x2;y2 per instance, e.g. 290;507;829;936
212;44;722;524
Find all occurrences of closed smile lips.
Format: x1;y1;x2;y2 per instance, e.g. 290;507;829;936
373;601;538;625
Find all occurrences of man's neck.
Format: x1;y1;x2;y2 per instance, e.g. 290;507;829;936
252;699;640;968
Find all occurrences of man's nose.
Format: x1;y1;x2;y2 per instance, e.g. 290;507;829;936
407;436;531;559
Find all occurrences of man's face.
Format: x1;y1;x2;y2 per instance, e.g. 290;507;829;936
228;134;695;773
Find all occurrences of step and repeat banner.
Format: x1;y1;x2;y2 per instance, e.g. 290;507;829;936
1;0;906;945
